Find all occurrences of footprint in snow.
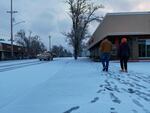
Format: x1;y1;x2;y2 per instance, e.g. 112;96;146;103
63;106;80;113
134;90;150;102
110;93;121;104
90;97;99;103
135;83;147;89
110;112;118;113
128;88;135;94
105;80;111;85
143;108;150;113
105;86;114;91
110;107;118;113
130;77;140;82
132;99;143;108
99;84;104;87
132;109;138;113
97;89;105;93
110;107;115;110
114;85;120;92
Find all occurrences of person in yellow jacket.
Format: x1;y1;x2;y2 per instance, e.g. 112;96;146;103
100;38;112;72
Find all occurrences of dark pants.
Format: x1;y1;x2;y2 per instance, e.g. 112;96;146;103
101;52;110;71
120;56;128;71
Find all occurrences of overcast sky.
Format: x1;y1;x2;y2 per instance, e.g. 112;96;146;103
1;0;150;51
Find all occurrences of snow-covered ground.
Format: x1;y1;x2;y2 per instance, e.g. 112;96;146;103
0;58;149;113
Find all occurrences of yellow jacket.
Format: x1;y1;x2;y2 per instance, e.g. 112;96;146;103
100;39;112;53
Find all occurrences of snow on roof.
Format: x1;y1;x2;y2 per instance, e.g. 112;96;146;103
0;38;19;46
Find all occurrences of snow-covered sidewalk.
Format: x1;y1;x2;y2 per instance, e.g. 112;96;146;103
0;58;149;113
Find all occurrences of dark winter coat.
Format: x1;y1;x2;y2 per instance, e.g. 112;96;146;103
118;42;130;58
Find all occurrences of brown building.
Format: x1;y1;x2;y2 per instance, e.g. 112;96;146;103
0;42;28;60
88;12;150;60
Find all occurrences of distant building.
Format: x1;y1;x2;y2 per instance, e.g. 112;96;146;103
88;12;150;60
0;40;28;60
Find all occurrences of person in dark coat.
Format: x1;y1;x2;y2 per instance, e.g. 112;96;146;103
118;38;130;72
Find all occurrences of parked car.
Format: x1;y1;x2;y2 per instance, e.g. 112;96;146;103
37;51;53;61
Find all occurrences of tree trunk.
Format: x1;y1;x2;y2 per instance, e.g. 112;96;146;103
74;50;78;60
74;36;79;60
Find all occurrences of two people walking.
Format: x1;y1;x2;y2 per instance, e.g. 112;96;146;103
100;38;130;72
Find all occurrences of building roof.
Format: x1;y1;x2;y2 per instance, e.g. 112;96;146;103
88;12;150;49
0;38;19;46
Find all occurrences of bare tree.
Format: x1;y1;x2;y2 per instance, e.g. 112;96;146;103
15;30;46;58
65;0;104;60
52;45;72;57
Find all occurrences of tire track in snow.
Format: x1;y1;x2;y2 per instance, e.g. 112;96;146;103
0;61;47;72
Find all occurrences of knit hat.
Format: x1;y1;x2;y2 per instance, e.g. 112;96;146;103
121;38;127;43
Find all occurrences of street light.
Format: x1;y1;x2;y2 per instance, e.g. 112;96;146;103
49;35;51;52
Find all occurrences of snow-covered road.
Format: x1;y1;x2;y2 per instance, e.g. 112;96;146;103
0;58;149;113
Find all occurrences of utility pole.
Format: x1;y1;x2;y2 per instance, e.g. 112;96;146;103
49;35;51;52
7;0;18;58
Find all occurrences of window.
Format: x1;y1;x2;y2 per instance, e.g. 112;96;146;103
138;39;150;57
